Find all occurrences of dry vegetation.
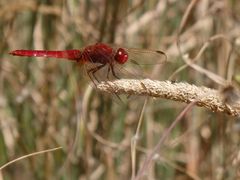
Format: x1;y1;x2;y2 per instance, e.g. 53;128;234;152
0;0;240;179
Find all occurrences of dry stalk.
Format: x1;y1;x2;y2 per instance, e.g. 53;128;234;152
97;79;240;116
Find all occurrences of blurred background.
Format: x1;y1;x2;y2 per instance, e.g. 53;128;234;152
0;0;240;179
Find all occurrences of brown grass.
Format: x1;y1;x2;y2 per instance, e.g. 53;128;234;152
0;0;240;179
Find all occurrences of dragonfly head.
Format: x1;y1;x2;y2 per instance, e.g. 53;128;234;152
114;48;128;64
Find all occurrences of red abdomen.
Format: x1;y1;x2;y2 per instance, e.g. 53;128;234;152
9;50;82;61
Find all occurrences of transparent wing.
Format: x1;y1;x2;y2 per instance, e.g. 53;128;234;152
125;47;167;65
118;47;168;79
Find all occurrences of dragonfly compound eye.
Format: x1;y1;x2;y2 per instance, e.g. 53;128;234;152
115;48;128;64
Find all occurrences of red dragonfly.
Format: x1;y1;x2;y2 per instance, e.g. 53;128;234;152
9;43;167;84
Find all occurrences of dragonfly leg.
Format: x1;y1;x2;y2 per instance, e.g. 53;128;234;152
110;64;120;79
107;65;111;79
87;64;106;83
87;70;97;86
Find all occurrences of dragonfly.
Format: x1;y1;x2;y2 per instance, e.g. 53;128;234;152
9;43;167;84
